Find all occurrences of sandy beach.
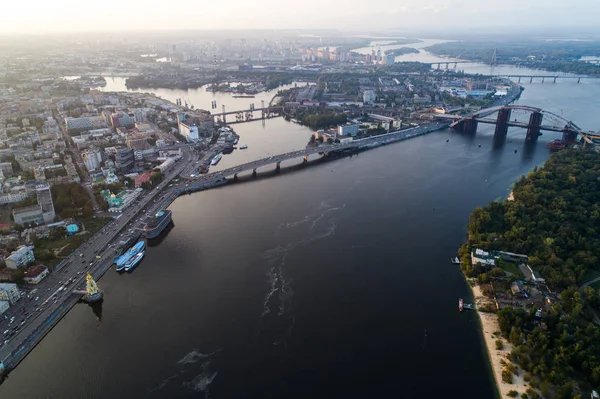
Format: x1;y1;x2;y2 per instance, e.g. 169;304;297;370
472;284;529;398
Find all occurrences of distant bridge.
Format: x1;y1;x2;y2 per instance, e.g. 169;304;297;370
435;105;587;142
434;61;472;69
210;106;284;124
495;75;599;83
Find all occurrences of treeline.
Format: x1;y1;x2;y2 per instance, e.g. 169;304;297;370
426;40;600;62
525;61;600;76
51;183;93;218
384;47;419;57
497;302;600;398
460;150;600;289
426;41;600;75
386;62;432;73
295;111;347;129
458;150;600;398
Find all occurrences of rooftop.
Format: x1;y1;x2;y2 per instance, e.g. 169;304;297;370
12;205;42;215
24;265;47;278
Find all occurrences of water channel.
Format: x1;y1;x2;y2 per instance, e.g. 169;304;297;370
1;43;599;399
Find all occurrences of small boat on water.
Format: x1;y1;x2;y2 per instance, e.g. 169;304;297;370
240;145;248;150
211;153;223;165
459;298;464;312
125;251;145;272
450;257;461;264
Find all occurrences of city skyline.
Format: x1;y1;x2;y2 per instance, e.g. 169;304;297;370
2;0;600;34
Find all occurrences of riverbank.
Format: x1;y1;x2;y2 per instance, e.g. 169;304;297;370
471;284;528;398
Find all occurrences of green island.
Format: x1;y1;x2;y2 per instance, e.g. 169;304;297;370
458;150;600;399
384;47;420;57
426;40;600;75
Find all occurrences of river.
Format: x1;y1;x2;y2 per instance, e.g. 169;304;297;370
2;48;599;399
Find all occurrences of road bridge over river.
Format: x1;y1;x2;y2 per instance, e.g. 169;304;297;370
184;122;450;181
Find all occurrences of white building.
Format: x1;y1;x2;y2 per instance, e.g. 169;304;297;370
363;90;376;105
0;283;21;305
338;123;359;137
82;148;103;172
471;248;497;267
0;189;30;204
0;300;9;316
24;266;49;284
5;246;35;269
178;121;199;141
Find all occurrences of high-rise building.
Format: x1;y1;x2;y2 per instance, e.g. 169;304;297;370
111;112;132;128
82;148;103;172
36;185;55;224
116;147;135;172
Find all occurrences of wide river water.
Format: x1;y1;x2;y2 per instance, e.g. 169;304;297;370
2;46;599;398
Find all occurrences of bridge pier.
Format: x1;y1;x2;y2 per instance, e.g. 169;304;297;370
562;127;578;143
578;77;581;83
494;107;512;138
436;63;441;70
252;168;257;177
542;77;545;83
526;112;543;142
518;77;521;83
454;117;478;134
275;161;281;172
445;62;449;69
530;77;533;83
553;77;557;83
453;62;457;69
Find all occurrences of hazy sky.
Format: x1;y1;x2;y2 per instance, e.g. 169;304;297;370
1;0;599;34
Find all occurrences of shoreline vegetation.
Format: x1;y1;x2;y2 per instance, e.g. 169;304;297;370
459;150;600;399
425;41;600;76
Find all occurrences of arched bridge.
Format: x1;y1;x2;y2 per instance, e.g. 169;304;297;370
435;105;583;142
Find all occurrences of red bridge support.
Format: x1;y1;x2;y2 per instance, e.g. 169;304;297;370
494;107;511;138
526;112;543;142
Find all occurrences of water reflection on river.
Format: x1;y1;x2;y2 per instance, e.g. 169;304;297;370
2;41;600;399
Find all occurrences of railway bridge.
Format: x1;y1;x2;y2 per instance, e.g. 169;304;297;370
435;105;586;143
